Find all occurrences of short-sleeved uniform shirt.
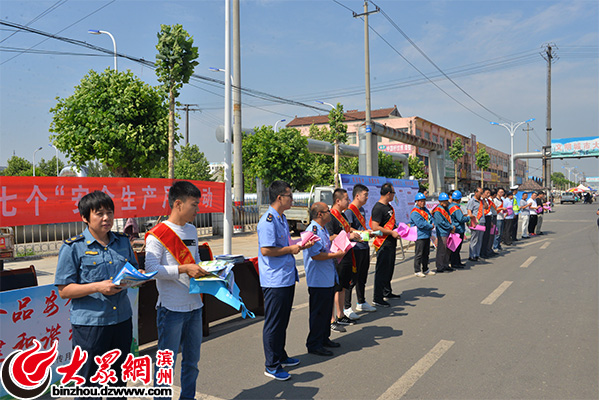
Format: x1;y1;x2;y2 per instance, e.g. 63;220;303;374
303;221;337;288
257;206;298;288
371;202;397;248
345;206;370;251
325;212;354;264
467;197;485;225
54;228;136;326
520;199;530;215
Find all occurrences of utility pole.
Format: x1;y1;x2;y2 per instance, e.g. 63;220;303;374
354;1;379;176
541;43;557;190
522;123;533;176
233;0;244;232
176;104;200;145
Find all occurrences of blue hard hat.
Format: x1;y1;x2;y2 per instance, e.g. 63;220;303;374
451;190;462;200
438;192;449;201
415;193;426;201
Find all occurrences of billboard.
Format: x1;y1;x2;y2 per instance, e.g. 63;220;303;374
551;136;599;158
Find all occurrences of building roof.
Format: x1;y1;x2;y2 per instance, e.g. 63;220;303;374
287;106;401;127
518;179;545;191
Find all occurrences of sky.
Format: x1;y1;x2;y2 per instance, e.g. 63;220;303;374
1;0;598;181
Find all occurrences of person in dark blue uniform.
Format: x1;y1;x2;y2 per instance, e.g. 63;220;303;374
409;192;435;277
449;191;470;269
54;191;137;398
257;180;314;381
432;192;456;273
303;202;347;357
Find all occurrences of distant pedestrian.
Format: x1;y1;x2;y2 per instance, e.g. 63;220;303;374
480;188;495;258
510;186;520;242
502;192;515;246
527;192;538;236
467;188;486;261
535;191;545;235
493;188;506;251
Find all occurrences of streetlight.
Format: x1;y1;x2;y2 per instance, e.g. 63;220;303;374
490;118;535;188
32;147;42;177
316;100;341;188
274;119;286;132
222;0;233;255
209;67;233;84
88;29;117;71
48;144;59;176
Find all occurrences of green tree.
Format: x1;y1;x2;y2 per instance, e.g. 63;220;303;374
1;156;34;176
37;156;65;177
378;152;404;179
49;69;169;177
155;24;199;179
551;172;575;190
448;138;465;190
408;155;427;179
174;144;212;181
308;124;336;186
242;126;313;192
476;146;490;187
87;161;113;177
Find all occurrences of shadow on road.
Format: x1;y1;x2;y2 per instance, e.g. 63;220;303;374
232;370;323;399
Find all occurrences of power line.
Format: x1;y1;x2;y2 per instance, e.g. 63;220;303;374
0;0;68;44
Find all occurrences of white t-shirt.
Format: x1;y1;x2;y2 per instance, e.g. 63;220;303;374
526;198;536;215
503;198;514;219
145;221;203;312
494;197;504;220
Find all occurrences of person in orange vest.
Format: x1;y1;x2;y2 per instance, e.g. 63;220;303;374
449;190;470;269
466;187;485;261
432;192;456;273
370;183;400;307
409;192;435;277
145;181;209;396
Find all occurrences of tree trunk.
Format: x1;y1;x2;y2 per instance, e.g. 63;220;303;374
481;168;484;187
168;90;175;179
454;163;458;191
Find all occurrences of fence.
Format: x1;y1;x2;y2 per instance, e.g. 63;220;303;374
11;198;262;258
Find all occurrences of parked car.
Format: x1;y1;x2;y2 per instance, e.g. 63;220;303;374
560;192;576;204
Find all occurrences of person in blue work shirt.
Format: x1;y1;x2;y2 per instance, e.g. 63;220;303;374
257;180;314;381
303;202;347;357
409;192;435;278
449;191;471;269
432;193;456;273
54;190;137;397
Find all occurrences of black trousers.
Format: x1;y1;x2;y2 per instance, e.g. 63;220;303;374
481;215;493;257
414;238;431;273
450;232;464;267
511;214;519;241
71;318;132;400
373;244;396;302
528;214;538;234
262;285;295;370
502;219;514;245
307;286;335;351
345;248;370;308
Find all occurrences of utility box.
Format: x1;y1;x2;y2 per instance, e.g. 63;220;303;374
0;227;15;259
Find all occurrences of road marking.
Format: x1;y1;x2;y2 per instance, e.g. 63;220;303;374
377;340;455;400
520;256;537;268
519;238;547;247
540;241;551;249
481;281;513;305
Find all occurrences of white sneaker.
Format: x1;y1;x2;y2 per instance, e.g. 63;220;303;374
415;272;426;278
425;270;436;276
344;307;360;320
356;302;376;312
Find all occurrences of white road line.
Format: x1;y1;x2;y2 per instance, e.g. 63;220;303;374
377;340;455;400
540;241;551;249
520;256;537;268
481;281;513;305
519;238;547;247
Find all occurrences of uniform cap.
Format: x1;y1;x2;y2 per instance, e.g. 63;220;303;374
415;193;426;201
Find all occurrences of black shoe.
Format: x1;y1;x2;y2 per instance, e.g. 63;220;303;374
336;316;356;325
373;300;390;307
323;339;340;348
435;269;447;273
308;347;333;356
385;293;402;299
537;232;544;235
452;265;464;269
468;257;478;262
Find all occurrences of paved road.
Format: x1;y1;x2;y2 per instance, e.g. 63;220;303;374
144;203;598;400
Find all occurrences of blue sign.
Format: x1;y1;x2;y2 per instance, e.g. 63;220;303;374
366;125;372;133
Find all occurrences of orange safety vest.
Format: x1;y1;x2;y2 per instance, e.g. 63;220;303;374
411;207;430;222
330;208;357;272
370;207;396;251
348;203;369;230
145;223;195;265
449;204;461;216
433;206;452;224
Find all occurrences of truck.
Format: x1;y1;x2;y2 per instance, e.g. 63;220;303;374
258;186;335;234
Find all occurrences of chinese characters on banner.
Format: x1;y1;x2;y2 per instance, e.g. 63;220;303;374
0;177;225;226
551;136;599;158
0;284;139;397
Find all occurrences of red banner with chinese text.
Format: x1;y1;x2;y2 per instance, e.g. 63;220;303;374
0;177;224;226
